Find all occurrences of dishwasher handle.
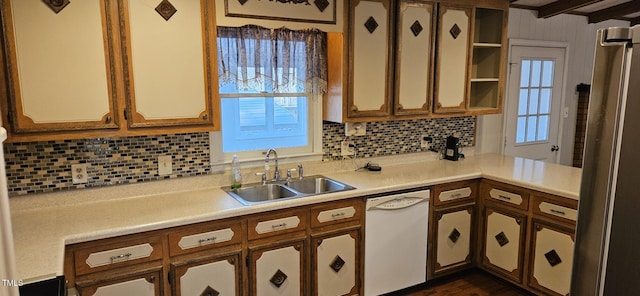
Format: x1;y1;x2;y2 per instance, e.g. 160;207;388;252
366;194;429;211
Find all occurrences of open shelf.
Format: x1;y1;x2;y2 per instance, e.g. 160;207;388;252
469;7;504;112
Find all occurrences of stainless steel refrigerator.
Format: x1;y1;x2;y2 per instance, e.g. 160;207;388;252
572;25;640;295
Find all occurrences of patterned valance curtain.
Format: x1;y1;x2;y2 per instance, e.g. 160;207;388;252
217;25;328;94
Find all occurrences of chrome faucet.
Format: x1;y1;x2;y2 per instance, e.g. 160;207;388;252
265;148;280;182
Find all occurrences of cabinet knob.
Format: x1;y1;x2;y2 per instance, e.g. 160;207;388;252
397;104;404;111
105;116;112;124
147;275;155;283
202;113;208;120
317;239;323;246
351;105;358;112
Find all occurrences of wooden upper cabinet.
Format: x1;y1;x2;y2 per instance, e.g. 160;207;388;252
1;0;120;133
120;0;218;129
394;0;434;117
0;0;220;141
433;3;472;114
348;0;394;119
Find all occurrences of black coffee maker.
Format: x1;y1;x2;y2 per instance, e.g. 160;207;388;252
444;136;461;161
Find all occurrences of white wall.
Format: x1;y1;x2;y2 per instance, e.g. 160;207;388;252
477;8;629;165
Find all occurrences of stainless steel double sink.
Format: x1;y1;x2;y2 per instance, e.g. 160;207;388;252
223;175;356;205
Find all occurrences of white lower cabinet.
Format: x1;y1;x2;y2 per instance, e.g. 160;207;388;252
249;238;306;296
76;267;162;296
170;252;241;296
481;206;525;283
529;220;575;296
312;229;359;295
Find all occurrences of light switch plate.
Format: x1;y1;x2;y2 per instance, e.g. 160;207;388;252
158;155;172;176
71;164;88;184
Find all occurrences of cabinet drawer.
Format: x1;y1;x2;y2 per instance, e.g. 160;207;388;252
432;179;479;206
310;199;362;228
248;208;308;240
481;181;529;210
169;221;242;257
74;235;164;276
532;194;578;223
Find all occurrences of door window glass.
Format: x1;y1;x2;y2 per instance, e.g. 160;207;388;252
516;58;554;144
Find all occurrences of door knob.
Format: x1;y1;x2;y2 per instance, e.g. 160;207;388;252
551;145;559;152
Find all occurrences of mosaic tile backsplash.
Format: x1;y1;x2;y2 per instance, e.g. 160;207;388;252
4;117;475;196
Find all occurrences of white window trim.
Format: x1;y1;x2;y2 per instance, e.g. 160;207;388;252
209;93;323;172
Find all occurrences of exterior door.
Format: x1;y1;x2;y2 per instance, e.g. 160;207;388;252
504;45;565;162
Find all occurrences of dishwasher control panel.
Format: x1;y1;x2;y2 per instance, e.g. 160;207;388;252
366;189;430;211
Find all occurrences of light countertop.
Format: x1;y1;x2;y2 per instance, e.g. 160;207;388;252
8;153;582;283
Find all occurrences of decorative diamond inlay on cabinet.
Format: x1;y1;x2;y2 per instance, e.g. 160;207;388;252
200;286;219;296
330;255;346;272
410;20;423;37
364;16;379;34
155;0;177;21
43;0;70;13
314;0;330;12
449;228;461;243
449;23;461;39
544;249;562;267
495;231;509;247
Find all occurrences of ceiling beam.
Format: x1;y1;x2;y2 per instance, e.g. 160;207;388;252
538;0;603;18
632;16;640;26
588;0;640;23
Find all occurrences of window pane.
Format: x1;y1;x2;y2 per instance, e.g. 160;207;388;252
527;116;537;142
221;96;309;152
542;60;554;87
531;60;541;87
529;89;539;115
537;115;549;141
518;89;528;115
239;98;266;130
520;60;531;87
516;117;526;143
540;88;551;114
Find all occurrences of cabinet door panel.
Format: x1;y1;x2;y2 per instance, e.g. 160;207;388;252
482;206;525;283
2;0;118;132
122;0;217;128
348;0;392;118
434;4;471;113
313;229;360;295
433;204;474;275
529;221;575;296
250;238;306;296
76;267;162;296
171;252;241;296
395;1;433;116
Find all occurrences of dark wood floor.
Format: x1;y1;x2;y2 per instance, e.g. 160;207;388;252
390;269;534;296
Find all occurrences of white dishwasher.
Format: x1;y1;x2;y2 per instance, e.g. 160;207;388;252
364;189;430;295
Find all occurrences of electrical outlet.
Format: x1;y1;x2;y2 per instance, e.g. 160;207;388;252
420;135;433;149
341;140;355;156
71;164;88;184
345;122;367;136
158;155;172;176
